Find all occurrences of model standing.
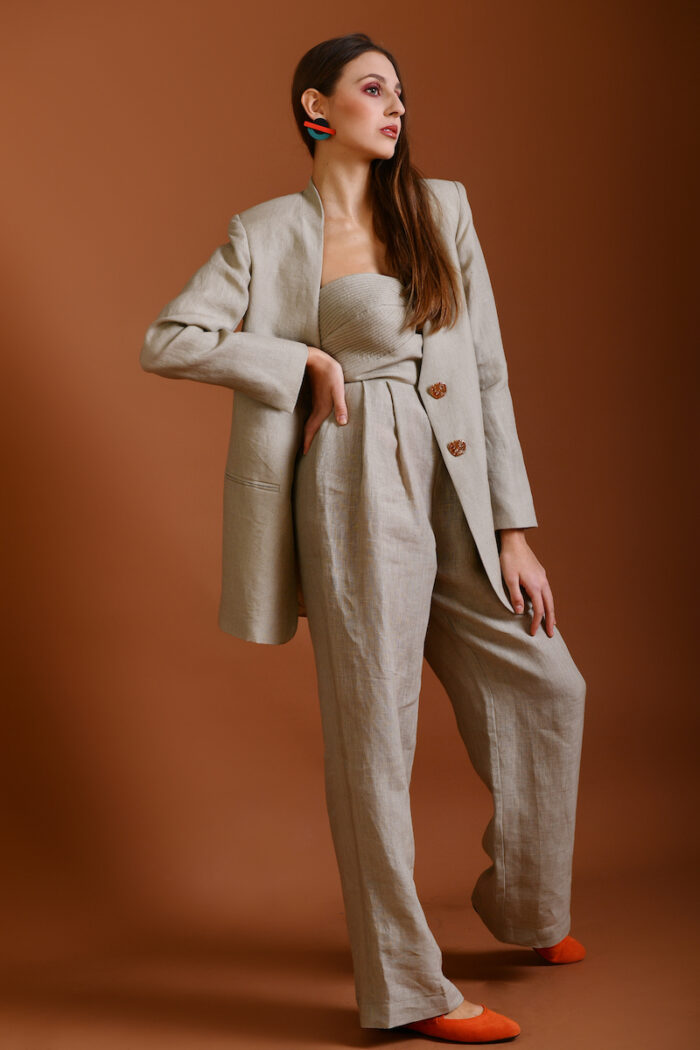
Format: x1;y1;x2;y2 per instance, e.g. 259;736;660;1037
141;33;587;1045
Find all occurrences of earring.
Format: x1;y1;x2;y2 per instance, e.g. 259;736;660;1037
303;117;336;140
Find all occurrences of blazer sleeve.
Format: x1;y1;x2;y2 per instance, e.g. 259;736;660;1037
453;179;538;531
139;213;310;414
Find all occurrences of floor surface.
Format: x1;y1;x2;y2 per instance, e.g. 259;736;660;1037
0;864;694;1049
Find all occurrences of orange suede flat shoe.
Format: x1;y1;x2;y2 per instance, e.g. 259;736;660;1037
532;933;586;963
400;1003;521;1043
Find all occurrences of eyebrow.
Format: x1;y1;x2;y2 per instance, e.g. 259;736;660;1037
356;73;402;91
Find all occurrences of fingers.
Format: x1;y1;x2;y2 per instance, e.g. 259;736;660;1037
527;579;555;637
542;579;556;637
506;577;525;614
302;404;348;454
331;363;348;424
506;573;557;639
302;414;322;455
528;591;545;636
303;360;348;455
302;413;316;455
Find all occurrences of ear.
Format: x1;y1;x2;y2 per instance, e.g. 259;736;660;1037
300;87;324;121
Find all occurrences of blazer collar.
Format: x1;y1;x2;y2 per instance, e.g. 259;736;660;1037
296;176;324;349
297;173;438;350
301;173;324;217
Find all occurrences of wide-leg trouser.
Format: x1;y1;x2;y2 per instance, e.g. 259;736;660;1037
292;378;587;1030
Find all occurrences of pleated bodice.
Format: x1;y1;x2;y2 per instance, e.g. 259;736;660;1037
318;273;422;385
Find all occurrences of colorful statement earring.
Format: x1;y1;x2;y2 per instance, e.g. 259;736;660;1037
303;117;336;140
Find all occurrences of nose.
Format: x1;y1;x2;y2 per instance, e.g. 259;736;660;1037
387;91;405;117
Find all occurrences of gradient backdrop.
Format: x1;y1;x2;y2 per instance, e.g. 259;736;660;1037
1;1;696;1047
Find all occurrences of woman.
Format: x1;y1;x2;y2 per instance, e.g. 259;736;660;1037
140;32;587;1045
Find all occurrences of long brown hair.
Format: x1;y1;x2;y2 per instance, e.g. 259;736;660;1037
291;33;463;334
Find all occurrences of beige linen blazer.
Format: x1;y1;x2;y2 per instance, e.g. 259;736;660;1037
140;176;538;645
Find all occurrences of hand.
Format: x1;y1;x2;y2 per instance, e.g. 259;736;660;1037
302;347;349;455
498;529;556;638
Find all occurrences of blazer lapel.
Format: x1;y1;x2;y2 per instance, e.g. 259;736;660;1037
298;176;324;352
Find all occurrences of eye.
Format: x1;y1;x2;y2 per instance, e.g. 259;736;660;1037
364;83;403;102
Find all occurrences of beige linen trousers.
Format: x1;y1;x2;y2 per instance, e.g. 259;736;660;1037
293;273;586;1030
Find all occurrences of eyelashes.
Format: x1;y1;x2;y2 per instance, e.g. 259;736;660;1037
364;83;403;102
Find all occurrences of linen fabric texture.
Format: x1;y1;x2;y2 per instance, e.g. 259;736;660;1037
140;177;537;644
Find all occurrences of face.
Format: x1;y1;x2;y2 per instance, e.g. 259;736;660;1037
304;51;405;160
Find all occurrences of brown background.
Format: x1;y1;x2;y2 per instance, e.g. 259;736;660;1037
2;1;697;1046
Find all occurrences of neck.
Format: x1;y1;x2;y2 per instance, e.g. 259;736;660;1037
310;162;374;224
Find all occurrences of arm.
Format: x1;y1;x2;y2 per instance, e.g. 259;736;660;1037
139;213;310;414
453;179;538;531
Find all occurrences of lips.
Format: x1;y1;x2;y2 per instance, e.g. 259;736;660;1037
380;125;398;138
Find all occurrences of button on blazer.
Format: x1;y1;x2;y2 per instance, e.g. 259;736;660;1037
140;176;538;645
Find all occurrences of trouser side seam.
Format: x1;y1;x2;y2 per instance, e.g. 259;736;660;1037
444;610;508;931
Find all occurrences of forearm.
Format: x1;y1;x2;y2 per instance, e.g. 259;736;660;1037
140;319;310;413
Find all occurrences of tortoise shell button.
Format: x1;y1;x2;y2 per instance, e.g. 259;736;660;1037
447;439;467;456
428;381;447;398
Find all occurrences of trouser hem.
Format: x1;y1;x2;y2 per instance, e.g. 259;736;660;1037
359;985;465;1029
472;897;571;947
